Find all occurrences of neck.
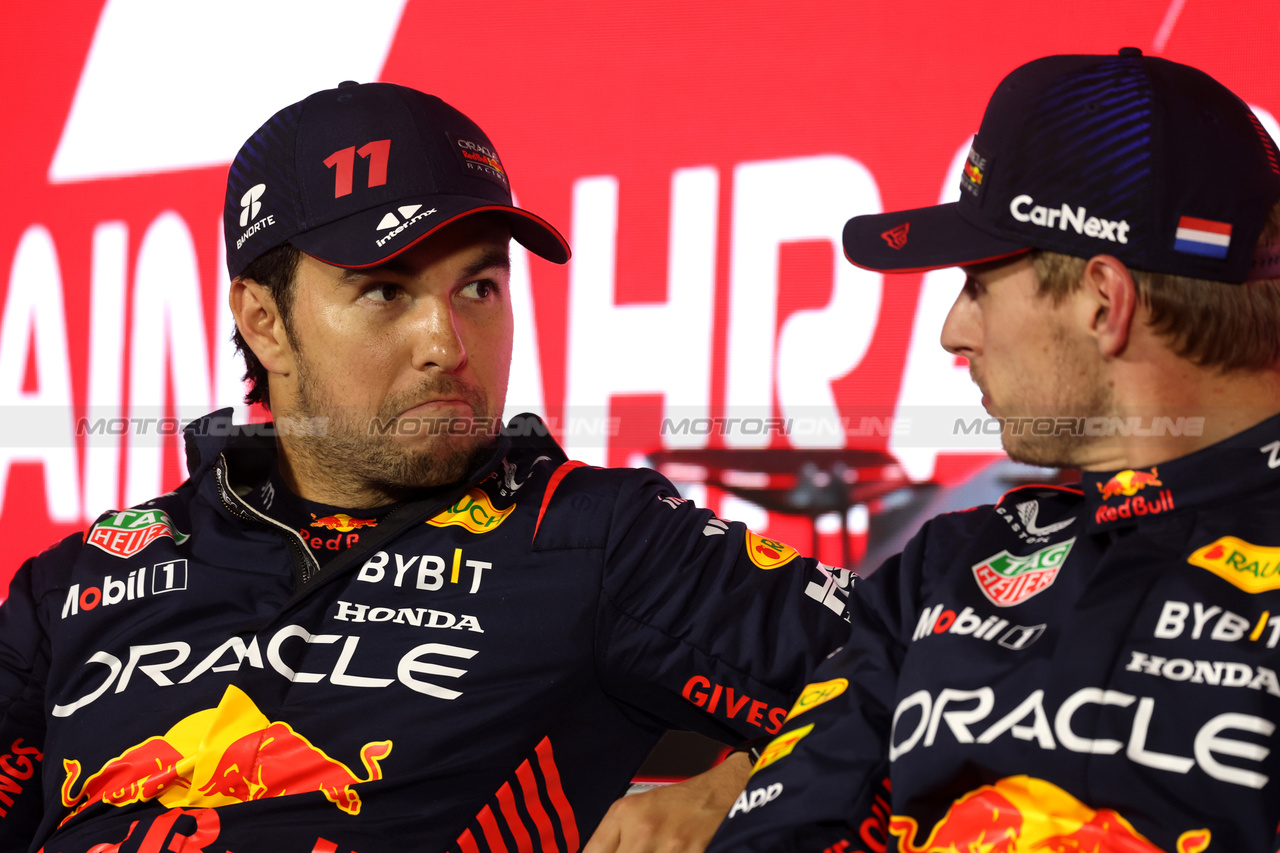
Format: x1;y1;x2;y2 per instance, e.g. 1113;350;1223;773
1079;363;1280;471
274;434;405;508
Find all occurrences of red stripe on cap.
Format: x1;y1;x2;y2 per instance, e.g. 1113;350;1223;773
458;829;482;853
1177;216;1232;235
534;461;587;541
478;805;509;853
842;246;1031;275
535;737;579;853
515;759;559;853
498;782;535;853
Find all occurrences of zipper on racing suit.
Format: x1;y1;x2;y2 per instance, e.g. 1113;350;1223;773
213;456;320;587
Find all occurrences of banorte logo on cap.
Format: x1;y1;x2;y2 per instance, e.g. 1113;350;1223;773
235;182;275;250
239;184;266;227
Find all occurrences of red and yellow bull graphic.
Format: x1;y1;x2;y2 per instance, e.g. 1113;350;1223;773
889;776;1210;853
786;678;848;720
427;488;514;534
1097;468;1163;500
1094;467;1176;525
745;531;799;570
86;509;189;559
1188;536;1280;593
309;513;378;533
59;685;392;827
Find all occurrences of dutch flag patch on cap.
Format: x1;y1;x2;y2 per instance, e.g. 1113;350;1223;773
1174;216;1232;259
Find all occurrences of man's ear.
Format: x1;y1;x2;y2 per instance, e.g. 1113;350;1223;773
1081;254;1137;358
229;277;294;375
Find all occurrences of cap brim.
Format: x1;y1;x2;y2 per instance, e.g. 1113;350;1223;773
842;202;1030;273
292;194;570;268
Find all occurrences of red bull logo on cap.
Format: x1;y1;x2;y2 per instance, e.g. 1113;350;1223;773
59;685;392;827
86;509;189;558
889;776;1210;853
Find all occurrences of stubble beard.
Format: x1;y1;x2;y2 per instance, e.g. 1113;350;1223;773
979;328;1113;469
287;356;500;503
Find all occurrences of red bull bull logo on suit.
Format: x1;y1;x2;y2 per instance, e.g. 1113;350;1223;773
1094;468;1176;524
889;776;1210;853
59;685;392;827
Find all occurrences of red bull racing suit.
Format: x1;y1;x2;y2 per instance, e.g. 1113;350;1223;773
0;410;855;853
709;413;1280;852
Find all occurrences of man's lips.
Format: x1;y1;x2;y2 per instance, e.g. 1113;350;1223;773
398;399;474;418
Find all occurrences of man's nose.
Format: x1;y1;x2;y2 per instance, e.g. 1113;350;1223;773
940;288;977;358
412;297;467;372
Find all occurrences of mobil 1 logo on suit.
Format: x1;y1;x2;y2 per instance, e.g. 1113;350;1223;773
62;559;188;618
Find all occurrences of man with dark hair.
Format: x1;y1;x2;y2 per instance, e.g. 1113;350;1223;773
709;50;1280;851
0;82;852;852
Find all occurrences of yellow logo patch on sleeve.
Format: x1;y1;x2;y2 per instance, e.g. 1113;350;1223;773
426;489;514;534
786;678;848;720
1188;536;1280;593
745;531;799;570
753;724;814;774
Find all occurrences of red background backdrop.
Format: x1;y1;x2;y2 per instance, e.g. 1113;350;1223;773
1;0;1275;592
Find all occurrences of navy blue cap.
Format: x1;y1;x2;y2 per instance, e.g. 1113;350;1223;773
843;49;1280;283
224;82;570;278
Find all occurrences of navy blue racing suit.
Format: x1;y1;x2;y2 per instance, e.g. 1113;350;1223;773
710;412;1280;853
0;410;854;853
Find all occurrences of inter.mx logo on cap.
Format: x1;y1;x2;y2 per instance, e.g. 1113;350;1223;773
971;538;1074;607
375;205;438;248
87;509;190;558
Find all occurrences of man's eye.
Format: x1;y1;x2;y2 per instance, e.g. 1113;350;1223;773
365;283;401;302
461;280;498;299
